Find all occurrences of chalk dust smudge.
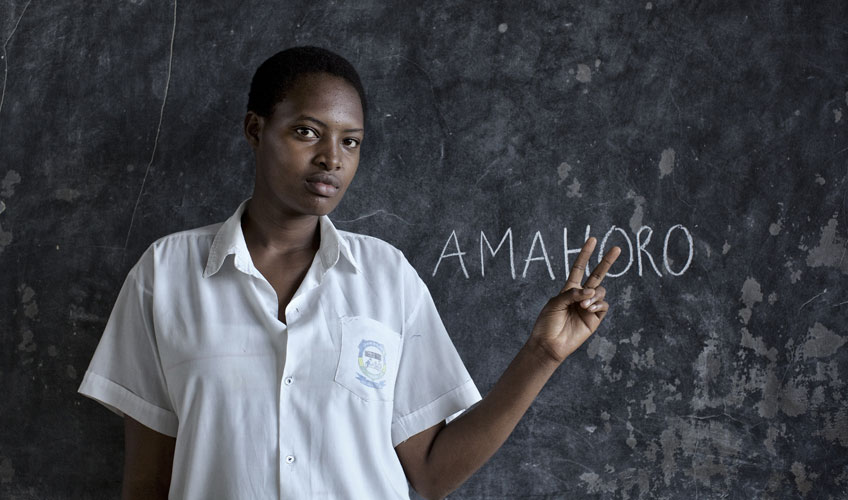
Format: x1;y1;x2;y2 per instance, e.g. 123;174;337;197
557;161;571;185
626;190;647;233
567;177;582;198
659;148;675;178
576;63;592;83
1;170;21;197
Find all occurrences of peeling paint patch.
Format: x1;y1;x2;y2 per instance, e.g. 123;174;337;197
0;222;11;256
767;292;777;304
55;188;82;202
626;190;647;233
556;161;571;185
791;462;812;496
620;285;633;310
566;177;582;198
784;261;802;284
756;368;780;419
659;417;743;487
20;285;37;319
722;241;731;254
0;199;5;215
768;219;783;235
805;216;848;274
702;241;712;258
497;22;508;33
631;347;656;371
24;300;38;319
18;329;36;352
66;365;77;379
641;387;656;414
588;335;617;364
588;335;620;381
1;170;21;197
659;148;675;178
738;277;763;324
740;327;778;361
630;329;641;347
817;408;848;446
802;322;846;359
626;421;637;448
779;378;808;417
764;426;779;455
814;173;825;185
645;2;653;10
0;456;14;484
835;108;843;123
579;471;615;493
576;63;592;83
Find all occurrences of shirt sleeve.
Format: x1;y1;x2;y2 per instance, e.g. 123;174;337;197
390;261;482;446
78;247;179;437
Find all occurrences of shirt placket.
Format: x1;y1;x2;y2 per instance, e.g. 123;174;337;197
277;277;321;499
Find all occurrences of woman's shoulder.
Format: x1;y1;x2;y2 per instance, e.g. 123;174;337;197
336;229;413;273
129;222;222;277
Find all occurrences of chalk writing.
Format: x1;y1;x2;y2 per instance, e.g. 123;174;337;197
433;224;694;279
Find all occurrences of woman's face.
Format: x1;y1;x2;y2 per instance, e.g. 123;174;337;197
245;72;365;218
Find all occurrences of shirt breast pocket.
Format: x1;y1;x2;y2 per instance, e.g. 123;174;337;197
334;316;401;403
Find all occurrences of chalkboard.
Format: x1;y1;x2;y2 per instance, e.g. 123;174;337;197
2;0;847;498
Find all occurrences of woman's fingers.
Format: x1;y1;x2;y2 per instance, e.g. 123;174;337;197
561;238;621;293
580;286;606;309
547;286;595;312
583;246;621;289
561;237;597;293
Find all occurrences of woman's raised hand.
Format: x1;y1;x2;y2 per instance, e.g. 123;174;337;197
527;237;621;364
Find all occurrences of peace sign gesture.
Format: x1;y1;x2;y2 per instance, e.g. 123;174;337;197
528;237;621;364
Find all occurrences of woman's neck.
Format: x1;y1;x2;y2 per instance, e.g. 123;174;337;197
241;198;320;256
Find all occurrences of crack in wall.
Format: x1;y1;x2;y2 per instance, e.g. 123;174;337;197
0;0;32;119
123;0;178;251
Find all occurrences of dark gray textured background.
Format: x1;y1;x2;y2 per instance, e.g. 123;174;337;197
2;0;847;498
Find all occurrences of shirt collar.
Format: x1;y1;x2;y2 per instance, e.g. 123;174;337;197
203;199;361;278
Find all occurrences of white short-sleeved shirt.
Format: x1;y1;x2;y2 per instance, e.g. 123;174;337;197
78;200;481;499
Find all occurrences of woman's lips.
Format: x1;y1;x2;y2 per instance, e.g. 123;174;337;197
305;173;340;197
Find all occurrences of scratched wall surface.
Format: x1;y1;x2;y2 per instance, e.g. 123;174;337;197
1;0;846;498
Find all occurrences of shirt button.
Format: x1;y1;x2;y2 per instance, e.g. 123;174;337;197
284;377;293;386
285;455;295;464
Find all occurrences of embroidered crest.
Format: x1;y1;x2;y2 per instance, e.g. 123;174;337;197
356;339;387;389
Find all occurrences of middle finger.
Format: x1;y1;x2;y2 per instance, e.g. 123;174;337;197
583;246;622;289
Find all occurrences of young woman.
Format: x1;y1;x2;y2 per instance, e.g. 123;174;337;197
79;46;620;499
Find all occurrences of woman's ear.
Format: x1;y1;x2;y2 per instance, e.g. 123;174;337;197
244;111;264;149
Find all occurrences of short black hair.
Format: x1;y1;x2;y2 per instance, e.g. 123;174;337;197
247;46;367;118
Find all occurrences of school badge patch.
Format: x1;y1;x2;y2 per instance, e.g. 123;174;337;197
356;339;387;389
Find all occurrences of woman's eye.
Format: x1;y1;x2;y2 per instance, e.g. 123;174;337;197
343;138;360;148
295;127;318;138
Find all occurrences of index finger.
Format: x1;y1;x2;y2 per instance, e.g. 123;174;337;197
562;237;597;292
583;245;622;288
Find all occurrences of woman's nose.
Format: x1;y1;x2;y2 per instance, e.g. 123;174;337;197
315;141;342;170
